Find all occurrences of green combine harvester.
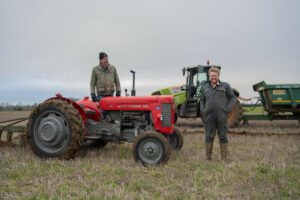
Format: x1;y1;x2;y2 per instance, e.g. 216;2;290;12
151;62;243;127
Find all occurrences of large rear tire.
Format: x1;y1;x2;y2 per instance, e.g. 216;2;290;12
27;99;84;159
227;100;243;128
133;131;170;167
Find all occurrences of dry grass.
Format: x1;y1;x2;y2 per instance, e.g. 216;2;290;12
0;113;300;199
1;131;299;199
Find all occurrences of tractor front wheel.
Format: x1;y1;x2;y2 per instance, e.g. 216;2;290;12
164;127;184;151
27;99;84;159
133;131;170;167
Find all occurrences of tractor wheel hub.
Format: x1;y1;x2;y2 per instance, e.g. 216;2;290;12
34;111;69;153
138;139;163;163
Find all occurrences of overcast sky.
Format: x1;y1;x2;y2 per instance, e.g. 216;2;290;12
0;0;299;104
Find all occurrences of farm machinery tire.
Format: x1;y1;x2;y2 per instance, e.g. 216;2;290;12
27;99;84;159
164;127;184;151
227;100;243;128
133;131;170;166
174;112;178;123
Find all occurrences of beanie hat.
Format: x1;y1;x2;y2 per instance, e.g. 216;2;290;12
99;52;108;60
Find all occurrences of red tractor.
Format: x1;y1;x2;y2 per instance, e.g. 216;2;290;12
27;72;183;166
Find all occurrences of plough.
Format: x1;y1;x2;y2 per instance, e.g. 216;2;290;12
0;117;28;147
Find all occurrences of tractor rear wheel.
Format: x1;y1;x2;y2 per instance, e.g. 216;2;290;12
133;131;170;166
164;127;183;151
27;99;84;159
227;100;243;128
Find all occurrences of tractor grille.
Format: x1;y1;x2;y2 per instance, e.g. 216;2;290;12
161;103;172;127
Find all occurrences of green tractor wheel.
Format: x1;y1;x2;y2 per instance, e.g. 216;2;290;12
227;100;243;127
174;112;178;123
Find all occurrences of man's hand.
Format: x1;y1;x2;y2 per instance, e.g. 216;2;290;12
91;93;97;102
116;91;121;97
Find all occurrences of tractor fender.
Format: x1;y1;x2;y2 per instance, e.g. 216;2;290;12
47;94;87;136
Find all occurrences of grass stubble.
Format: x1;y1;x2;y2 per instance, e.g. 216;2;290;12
0;117;299;199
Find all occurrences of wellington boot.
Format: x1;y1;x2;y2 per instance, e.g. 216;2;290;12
220;143;228;162
206;143;213;160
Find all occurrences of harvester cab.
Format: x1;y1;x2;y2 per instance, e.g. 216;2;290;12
183;62;221;102
27;70;183;167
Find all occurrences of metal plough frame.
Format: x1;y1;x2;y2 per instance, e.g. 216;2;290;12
0;117;28;145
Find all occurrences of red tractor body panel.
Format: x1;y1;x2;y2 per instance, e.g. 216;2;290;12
48;94;175;137
76;95;175;134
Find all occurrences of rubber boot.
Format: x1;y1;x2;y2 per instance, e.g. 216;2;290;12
206;143;213;160
220;143;228;162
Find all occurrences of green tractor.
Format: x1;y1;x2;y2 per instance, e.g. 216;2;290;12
151;62;243;127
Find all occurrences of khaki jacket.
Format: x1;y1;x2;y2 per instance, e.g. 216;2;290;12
90;64;121;95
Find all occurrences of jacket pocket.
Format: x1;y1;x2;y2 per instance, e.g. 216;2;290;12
109;84;115;92
98;87;105;92
216;88;226;99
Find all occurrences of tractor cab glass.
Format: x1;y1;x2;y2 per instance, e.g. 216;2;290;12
196;72;207;96
185;65;221;101
186;67;208;101
187;69;198;101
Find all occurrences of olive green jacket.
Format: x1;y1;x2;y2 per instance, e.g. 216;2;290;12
90;64;121;95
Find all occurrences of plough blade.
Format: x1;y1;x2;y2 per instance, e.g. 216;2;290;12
0;117;28;147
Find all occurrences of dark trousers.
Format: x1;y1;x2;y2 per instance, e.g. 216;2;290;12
203;109;228;143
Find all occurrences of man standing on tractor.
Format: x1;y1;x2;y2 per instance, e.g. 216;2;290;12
90;52;121;102
200;67;236;161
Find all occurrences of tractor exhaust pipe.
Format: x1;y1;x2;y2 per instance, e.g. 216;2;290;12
130;70;136;96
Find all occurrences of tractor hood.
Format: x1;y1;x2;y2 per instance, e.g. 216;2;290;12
76;95;174;113
101;95;174;104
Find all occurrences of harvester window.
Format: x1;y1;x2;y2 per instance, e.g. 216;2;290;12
189;72;198;98
194;72;207;97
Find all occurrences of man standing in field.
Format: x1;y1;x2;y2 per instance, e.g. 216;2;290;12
90;52;121;102
200;67;236;161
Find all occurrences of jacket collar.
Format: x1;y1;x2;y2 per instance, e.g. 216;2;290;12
209;80;222;87
98;63;110;71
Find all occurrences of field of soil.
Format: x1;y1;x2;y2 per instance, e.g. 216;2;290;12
0;111;299;199
0;111;31;127
176;118;300;136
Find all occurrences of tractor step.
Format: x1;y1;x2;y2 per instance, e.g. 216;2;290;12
179;102;197;117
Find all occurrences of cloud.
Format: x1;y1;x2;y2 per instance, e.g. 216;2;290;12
0;0;299;104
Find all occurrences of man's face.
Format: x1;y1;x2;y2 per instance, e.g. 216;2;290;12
209;71;219;84
100;56;109;66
